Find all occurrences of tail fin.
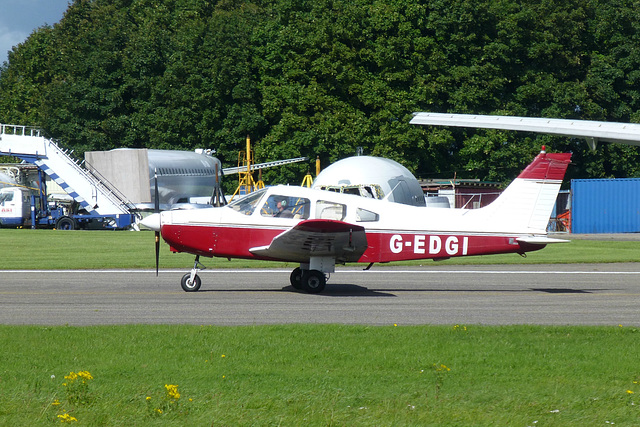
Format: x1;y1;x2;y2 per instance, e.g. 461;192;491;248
477;149;572;234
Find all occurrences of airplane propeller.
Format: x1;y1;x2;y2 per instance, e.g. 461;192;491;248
154;169;160;276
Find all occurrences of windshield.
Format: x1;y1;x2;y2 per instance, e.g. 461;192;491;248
0;191;13;204
227;189;267;215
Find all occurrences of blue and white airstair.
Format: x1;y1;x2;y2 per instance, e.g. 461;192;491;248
0;123;137;218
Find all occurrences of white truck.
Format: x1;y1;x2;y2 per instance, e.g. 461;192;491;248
0;187;30;227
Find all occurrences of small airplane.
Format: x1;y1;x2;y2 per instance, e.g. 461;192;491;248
142;146;572;293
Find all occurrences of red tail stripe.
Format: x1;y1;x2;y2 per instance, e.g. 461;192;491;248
517;152;572;180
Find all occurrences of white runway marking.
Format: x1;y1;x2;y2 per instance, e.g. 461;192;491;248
3;269;640;274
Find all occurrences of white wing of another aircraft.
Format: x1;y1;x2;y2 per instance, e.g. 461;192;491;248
410;112;640;150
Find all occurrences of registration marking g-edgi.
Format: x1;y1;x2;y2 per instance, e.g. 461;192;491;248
389;234;469;256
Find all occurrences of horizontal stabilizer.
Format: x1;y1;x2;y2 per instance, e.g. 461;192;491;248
516;236;570;245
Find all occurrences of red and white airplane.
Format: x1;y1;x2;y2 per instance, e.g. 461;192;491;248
142;147;571;293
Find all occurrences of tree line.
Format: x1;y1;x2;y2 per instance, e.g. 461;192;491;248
1;0;639;190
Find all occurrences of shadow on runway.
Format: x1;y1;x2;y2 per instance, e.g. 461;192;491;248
530;288;594;294
284;284;396;297
194;285;605;296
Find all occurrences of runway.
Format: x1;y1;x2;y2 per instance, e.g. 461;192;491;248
1;263;640;326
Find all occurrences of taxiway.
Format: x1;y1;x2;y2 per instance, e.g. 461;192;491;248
1;263;639;326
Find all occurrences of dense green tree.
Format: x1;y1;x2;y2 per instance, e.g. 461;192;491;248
1;0;639;186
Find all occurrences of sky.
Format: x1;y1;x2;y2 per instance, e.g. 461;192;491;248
0;0;70;65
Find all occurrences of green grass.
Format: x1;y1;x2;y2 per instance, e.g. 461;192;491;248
1;324;639;426
2;230;639;425
1;229;638;270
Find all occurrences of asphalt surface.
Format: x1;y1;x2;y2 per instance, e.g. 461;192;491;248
2;263;640;326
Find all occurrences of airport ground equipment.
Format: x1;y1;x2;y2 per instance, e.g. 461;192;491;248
0;123;138;229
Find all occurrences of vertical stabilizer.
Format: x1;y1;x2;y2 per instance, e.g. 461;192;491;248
475;150;571;234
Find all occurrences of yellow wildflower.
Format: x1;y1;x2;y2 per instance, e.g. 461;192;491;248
77;371;93;381
627;390;635;394
57;413;78;423
165;384;180;400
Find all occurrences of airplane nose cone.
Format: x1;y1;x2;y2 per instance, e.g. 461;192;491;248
141;213;161;231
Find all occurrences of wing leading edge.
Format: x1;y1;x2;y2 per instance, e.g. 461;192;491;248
249;219;368;263
410;112;640;149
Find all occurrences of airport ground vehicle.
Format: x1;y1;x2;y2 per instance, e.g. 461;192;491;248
0;124;138;229
0;185;134;229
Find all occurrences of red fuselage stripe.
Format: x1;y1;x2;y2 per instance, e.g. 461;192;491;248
161;224;542;262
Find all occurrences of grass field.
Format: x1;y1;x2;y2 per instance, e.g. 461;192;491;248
2;324;640;426
1;228;639;270
1;229;639;425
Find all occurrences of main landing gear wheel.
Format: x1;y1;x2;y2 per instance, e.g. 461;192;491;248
290;267;303;290
301;270;326;294
181;273;201;292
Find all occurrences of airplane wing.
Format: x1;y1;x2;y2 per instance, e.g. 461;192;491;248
249;219;368;263
410;112;640;150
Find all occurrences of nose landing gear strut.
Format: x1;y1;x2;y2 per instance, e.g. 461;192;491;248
181;255;205;292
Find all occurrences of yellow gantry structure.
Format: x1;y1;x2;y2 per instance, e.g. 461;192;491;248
301;156;321;187
230;136;313;199
230;135;259;201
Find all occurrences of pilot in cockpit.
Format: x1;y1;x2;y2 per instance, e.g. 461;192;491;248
275;198;294;218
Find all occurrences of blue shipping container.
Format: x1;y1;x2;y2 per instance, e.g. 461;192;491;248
571;178;640;233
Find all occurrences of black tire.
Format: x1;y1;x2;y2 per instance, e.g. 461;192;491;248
301;270;326;294
181;273;202;292
56;216;76;230
290;267;303;290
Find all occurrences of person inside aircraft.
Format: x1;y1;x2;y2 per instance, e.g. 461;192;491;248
275;198;294;218
260;195;310;219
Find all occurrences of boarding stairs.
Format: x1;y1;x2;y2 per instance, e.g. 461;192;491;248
0;123;137;216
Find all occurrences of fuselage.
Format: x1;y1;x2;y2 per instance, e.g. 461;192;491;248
158;185;546;263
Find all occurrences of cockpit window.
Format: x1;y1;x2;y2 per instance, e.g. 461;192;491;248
227;189;267;215
356;208;379;222
0;191;13;204
261;195;310;219
316;200;346;220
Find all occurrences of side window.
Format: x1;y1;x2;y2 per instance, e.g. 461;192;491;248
261;195;310;219
356;208;379;222
316;200;346;220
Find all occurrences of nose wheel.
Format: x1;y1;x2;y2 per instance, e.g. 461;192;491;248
181;273;201;292
181;255;205;292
